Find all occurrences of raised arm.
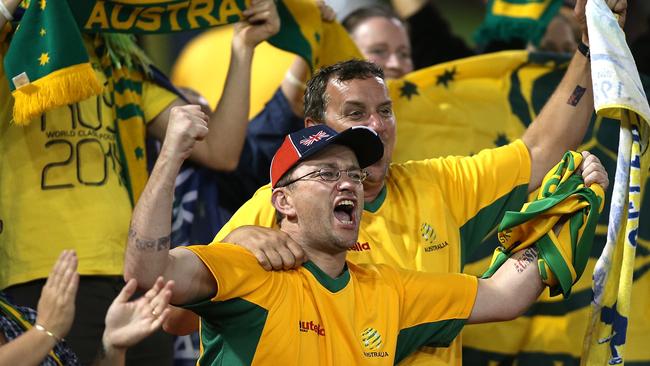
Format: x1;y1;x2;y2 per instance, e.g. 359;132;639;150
124;105;216;305
522;0;626;192
148;0;280;171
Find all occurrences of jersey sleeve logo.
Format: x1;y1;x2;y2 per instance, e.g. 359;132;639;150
420;223;436;242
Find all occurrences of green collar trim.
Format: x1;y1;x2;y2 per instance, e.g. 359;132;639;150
364;185;387;213
303;261;350;293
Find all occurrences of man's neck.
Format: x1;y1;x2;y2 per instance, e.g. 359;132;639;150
363;179;385;203
281;225;350;278
302;247;347;279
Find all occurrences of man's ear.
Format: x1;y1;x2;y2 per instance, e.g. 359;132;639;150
271;188;297;218
304;117;319;128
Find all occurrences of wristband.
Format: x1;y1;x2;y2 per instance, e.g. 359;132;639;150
577;41;590;59
0;0;13;21
35;323;61;342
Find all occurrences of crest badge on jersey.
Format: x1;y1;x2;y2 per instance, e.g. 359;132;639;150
420;223;449;252
360;327;389;358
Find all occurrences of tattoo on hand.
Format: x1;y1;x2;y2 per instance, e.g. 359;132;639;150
567;85;587;106
129;229;171;251
514;248;538;273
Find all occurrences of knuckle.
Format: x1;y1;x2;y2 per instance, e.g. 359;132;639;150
254;251;267;263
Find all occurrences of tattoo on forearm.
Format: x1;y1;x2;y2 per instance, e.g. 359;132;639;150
129;229;171;251
513;248;538;273
567;85;587;106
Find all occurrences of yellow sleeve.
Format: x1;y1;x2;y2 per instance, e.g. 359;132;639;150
397;270;477;328
388;267;477;360
402;139;531;227
141;80;178;124
213;184;277;243
183;244;275;302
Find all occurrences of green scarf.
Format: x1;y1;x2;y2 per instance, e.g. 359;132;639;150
90;34;151;205
482;151;605;297
474;0;563;48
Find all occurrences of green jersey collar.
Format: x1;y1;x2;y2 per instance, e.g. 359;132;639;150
364;185;387;213
303;261;350;293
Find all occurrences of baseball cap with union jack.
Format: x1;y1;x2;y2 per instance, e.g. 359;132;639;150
270;125;384;188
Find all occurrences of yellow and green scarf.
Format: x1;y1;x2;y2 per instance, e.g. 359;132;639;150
482;151;605;297
474;0;563;48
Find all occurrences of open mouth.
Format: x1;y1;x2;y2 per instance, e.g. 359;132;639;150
333;199;355;225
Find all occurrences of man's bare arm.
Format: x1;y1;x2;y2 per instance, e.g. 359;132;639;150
522;51;593;192
148;0;280;171
124;106;216;305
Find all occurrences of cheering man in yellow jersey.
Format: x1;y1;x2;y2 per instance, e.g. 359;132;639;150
163;3;625;363
124;121;607;364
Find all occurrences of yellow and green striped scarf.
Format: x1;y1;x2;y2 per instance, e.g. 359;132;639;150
474;0;563;48
483;151;605;297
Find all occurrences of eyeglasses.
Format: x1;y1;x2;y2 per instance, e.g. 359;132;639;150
278;168;368;188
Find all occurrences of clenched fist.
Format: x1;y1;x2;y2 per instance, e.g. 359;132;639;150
575;0;627;43
161;105;209;161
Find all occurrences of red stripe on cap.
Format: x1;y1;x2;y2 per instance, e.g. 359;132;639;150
271;137;301;187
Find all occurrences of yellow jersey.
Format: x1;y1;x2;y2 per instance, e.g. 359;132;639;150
184;243;478;365
0;38;177;288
